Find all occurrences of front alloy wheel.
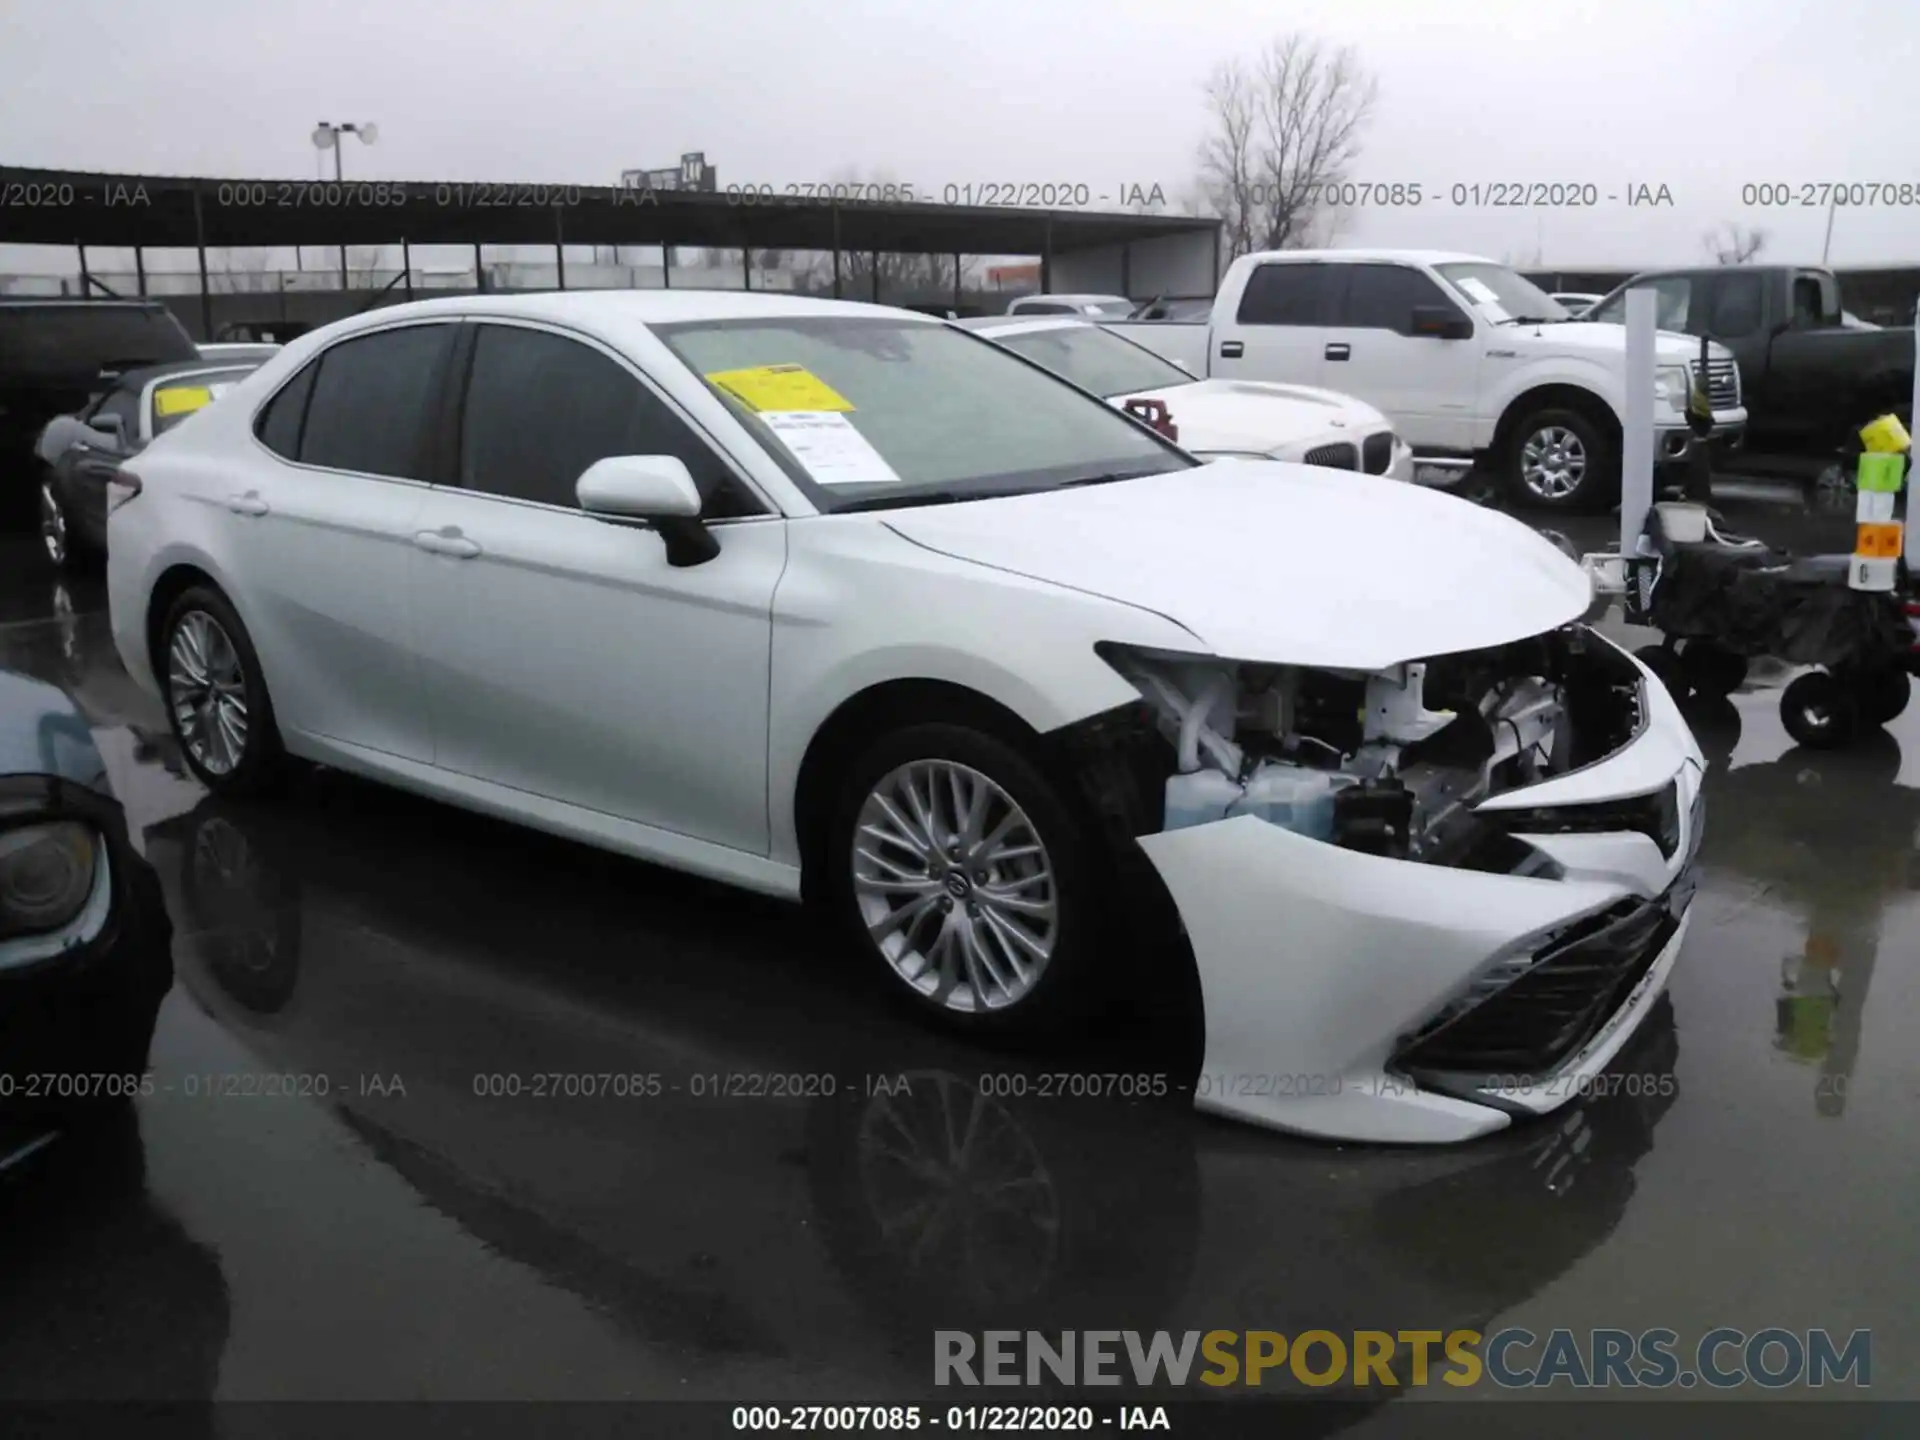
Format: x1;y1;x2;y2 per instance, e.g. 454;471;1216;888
1520;424;1588;503
168;610;251;776
852;759;1060;1015
39;482;69;567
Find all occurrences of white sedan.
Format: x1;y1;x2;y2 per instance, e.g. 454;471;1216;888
105;290;1703;1145
963;316;1413;480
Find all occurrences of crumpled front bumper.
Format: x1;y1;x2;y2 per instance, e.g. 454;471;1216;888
1136;647;1704;1145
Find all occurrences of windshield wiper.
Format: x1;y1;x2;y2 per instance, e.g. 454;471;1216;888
1056;469;1164;489
831;487;1029;514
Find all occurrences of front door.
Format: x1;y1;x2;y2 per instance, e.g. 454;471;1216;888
408;320;785;855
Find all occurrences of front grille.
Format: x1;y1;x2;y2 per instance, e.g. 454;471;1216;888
1361;432;1394;474
1304;441;1358;470
1691;357;1740;409
1395;879;1688;1079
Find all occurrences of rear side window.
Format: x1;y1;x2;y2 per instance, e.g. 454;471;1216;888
456;323;758;516
255;362;316;458
1235;264;1331;325
297;324;453;479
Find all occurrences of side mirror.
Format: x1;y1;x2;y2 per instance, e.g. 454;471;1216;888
1411;306;1473;340
575;455;718;568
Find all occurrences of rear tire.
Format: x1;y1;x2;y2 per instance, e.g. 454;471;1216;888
159;586;287;797
1854;667;1911;727
1504;405;1619;512
1634;644;1688;699
1679;641;1749;698
827;722;1104;1039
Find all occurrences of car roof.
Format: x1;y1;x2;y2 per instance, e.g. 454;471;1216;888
321;290;937;329
1242;248;1491;266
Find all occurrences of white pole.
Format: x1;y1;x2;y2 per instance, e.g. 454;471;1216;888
1621;284;1657;559
1908;301;1920;570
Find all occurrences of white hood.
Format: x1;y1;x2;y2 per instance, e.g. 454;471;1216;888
1511;320;1733;365
881;461;1592;670
1106;378;1387;454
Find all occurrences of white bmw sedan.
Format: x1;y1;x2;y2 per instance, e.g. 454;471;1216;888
105;291;1703;1144
962;316;1414;480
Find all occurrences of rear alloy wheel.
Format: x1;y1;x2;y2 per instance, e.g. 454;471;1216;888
161;586;287;795
39;481;71;569
834;723;1099;1035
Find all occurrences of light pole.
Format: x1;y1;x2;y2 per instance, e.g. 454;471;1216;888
312;121;379;292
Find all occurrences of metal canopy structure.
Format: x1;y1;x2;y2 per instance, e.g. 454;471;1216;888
0;164;1215;259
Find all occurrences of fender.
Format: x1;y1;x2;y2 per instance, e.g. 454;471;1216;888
1478;355;1623;450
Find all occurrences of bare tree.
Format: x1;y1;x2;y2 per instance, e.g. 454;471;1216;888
1701;223;1768;265
1195;33;1378;259
345;245;386;287
207;247;276;294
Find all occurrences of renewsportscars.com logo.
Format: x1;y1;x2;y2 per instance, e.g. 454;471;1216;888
934;1329;1872;1390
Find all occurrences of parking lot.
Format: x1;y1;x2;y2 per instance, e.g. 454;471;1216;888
2;482;1916;1414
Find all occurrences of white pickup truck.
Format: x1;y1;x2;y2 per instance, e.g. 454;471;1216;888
1105;249;1749;511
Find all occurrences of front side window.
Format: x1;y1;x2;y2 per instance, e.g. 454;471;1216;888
992;324;1193;398
298;324;454;479
456;324;757;516
1337;265;1457;334
654;316;1192;512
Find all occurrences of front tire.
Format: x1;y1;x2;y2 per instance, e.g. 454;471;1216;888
1505;405;1618;512
828;722;1102;1038
1780;672;1859;750
159;586;287;796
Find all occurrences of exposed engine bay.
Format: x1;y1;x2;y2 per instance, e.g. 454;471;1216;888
1102;626;1646;870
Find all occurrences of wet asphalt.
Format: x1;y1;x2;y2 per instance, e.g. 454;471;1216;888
0;485;1916;1422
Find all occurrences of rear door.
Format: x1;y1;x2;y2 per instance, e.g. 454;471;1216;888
408;319;784;854
1208;260;1336;387
1321;263;1481;449
240;322;454;762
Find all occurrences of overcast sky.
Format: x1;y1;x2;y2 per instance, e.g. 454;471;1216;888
2;0;1917;272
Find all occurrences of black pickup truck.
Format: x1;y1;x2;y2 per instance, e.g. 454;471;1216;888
1586;265;1913;463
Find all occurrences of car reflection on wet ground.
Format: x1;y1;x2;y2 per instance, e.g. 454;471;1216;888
0;490;1917;1418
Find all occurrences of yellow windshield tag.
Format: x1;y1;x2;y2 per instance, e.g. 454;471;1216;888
153;385;214;417
705;364;853;413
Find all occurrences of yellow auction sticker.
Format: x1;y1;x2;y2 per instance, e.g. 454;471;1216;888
153;385;215;416
705;364;853;413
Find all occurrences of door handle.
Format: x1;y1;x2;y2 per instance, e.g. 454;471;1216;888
414;529;482;559
227;493;270;516
1325;343;1351;361
1219;340;1245;359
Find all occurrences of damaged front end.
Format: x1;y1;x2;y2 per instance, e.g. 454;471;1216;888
1098;624;1646;870
1079;626;1703;1145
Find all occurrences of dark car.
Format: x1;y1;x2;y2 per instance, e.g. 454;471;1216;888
213;320;311;345
0;669;174;1167
33;360;261;567
0;301;199;522
1586;266;1915;464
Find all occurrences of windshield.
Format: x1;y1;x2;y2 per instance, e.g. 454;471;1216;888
992;324;1194;398
151;366;258;434
1434;263;1569;323
653;316;1193;512
1079;300;1136;318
